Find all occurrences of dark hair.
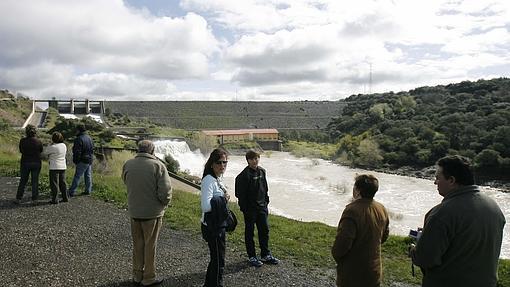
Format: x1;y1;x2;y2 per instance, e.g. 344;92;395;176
52;132;64;143
436;155;474;185
76;124;86;133
202;148;228;179
354;174;379;198
25;125;37;137
245;149;260;161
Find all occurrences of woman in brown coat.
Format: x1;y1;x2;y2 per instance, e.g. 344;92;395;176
332;174;390;287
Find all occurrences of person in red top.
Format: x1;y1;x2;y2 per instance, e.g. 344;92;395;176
15;125;43;204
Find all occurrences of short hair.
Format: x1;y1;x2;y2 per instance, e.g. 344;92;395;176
354;174;379;198
245;149;260;161
25;125;37;137
436;155;474;185
137;140;155;154
52;132;64;143
76;124;86;133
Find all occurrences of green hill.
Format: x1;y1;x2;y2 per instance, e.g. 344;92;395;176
326;78;510;182
0;90;32;127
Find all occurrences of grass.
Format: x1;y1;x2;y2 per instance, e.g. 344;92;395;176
1;135;508;286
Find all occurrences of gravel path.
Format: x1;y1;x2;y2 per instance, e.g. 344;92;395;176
0;177;336;287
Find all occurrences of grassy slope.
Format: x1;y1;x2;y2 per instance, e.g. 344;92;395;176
1;136;508;286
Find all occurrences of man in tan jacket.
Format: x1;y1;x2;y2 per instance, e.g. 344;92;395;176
122;140;172;286
332;174;389;287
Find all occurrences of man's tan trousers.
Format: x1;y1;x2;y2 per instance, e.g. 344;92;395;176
130;217;162;285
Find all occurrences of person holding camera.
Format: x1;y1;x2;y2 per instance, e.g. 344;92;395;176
409;155;506;287
331;174;389;287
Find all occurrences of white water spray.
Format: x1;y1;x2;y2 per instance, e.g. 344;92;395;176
153;140;205;176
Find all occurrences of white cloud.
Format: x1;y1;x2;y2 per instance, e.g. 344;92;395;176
0;0;509;100
0;0;219;99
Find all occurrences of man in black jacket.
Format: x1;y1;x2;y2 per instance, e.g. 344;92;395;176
68;124;94;196
235;150;279;267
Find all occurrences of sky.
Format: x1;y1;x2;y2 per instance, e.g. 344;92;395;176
0;0;509;101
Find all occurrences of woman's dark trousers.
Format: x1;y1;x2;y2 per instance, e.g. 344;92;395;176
243;207;270;258
49;170;68;202
201;224;225;287
16;162;41;200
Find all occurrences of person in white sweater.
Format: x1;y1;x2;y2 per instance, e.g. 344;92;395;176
44;132;68;204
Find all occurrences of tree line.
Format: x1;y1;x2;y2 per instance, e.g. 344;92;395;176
326;78;510;181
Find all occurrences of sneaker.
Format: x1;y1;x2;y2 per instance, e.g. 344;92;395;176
80;192;91;196
261;254;280;265
13;199;21;205
248;256;263;267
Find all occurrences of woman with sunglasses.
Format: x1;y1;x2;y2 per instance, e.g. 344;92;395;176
200;148;230;287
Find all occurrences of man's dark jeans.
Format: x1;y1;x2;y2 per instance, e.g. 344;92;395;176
243;207;270;258
16;162;41;200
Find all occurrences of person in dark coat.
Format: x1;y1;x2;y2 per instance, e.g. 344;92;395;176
235;150;279;267
68;124;94;196
201;148;230;287
15;125;43;204
332;174;389;287
409;155;505;287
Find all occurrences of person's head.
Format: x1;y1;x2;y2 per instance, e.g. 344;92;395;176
353;174;379;199
435;155;474;196
203;148;228;179
137;140;155;155
25;125;37;137
51;132;64;143
245;149;260;169
76;124;86;134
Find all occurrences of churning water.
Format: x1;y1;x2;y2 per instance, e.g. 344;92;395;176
154;140;510;258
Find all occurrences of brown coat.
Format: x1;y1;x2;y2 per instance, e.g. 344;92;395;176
332;198;389;287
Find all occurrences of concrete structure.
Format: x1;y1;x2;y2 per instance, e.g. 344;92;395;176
46;99;104;114
202;129;279;144
202;129;282;150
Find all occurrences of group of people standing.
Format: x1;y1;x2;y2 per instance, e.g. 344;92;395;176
123;143;280;287
200;148;280;287
123;141;506;287
15;124;94;205
17;128;507;287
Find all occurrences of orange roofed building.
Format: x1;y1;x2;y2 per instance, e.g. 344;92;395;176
202;129;279;145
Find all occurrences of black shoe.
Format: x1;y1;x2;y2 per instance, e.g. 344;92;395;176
48;200;58;205
141;279;163;286
80;192;91;196
60;199;69;203
248;257;263;267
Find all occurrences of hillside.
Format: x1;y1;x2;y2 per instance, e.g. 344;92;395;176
326;78;510;182
0;90;32;127
104;101;345;130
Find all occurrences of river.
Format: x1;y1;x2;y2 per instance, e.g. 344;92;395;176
154;140;510;258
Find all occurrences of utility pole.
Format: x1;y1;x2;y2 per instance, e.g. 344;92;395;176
369;62;372;95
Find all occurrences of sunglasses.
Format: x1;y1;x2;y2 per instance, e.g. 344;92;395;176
215;160;228;165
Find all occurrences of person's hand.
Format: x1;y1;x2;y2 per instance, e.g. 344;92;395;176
224;193;230;202
408;243;416;257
